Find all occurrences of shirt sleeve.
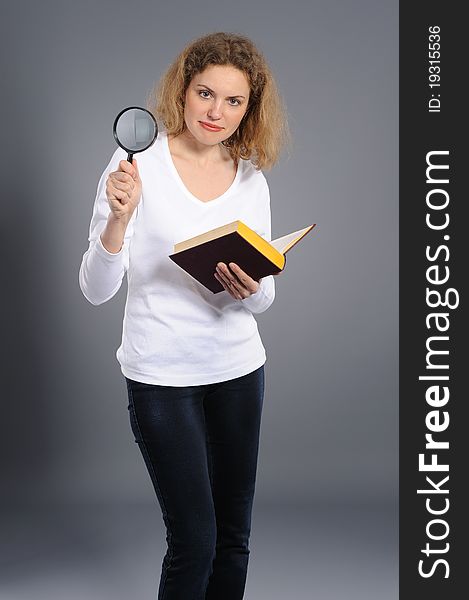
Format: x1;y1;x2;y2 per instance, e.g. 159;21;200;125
78;147;138;306
240;177;276;314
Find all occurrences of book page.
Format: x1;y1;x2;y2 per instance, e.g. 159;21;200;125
270;225;315;254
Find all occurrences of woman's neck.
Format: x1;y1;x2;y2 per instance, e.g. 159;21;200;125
168;128;231;168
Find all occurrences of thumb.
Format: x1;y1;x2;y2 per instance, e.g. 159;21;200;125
131;159;140;181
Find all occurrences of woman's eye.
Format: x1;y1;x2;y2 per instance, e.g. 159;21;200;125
198;90;240;106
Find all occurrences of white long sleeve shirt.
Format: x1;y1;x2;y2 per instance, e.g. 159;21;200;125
79;130;275;386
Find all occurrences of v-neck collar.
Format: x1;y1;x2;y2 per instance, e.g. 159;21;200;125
162;130;242;207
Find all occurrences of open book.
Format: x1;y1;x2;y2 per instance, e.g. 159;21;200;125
169;220;316;293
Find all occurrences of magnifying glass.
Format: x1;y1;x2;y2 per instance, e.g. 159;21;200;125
113;106;158;163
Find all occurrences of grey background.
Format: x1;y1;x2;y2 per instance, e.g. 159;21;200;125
1;0;398;598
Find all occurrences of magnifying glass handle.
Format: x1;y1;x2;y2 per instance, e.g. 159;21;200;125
126;153;134;163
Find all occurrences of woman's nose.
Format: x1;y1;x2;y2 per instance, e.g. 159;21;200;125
207;99;223;119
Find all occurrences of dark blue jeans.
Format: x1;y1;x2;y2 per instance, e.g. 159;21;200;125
124;365;265;600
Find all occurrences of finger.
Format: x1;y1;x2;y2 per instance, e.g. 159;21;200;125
216;263;239;289
109;179;133;194
222;266;250;299
215;271;242;300
131;159;140;180
110;171;134;184
107;182;131;202
217;262;242;288
217;264;250;299
214;272;237;299
118;159;137;179
109;188;129;204
228;263;259;292
215;266;234;290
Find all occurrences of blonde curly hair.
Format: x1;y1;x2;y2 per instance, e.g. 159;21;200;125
147;31;291;171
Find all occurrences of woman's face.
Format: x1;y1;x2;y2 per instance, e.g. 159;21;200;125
183;64;250;146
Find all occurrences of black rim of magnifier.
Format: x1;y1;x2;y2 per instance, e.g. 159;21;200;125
112;106;158;162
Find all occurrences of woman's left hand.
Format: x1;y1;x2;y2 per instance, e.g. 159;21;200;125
214;262;260;300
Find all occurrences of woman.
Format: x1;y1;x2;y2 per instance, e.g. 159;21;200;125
79;31;289;600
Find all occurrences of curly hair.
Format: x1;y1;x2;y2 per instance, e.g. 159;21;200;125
147;32;291;170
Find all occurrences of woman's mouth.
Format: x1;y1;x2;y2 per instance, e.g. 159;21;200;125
199;121;223;132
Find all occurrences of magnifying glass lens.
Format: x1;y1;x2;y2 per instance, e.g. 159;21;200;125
113;107;158;162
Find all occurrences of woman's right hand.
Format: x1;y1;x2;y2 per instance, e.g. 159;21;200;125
105;159;142;222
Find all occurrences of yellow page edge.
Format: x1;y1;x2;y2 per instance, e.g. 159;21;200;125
238;222;285;270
